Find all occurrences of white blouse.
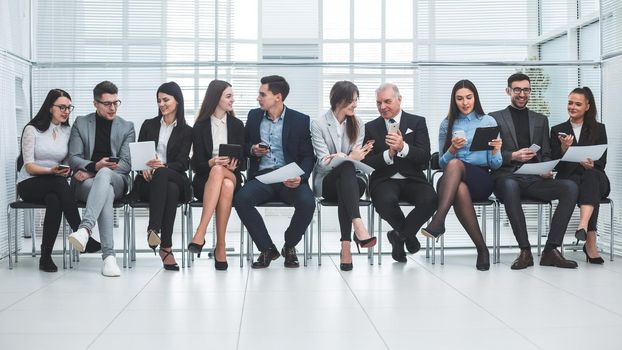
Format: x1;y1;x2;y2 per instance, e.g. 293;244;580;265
210;115;228;157
157;118;177;163
17;124;71;183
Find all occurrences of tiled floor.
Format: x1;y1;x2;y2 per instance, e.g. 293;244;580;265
1;248;622;350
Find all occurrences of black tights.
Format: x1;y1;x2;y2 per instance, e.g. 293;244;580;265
429;160;486;250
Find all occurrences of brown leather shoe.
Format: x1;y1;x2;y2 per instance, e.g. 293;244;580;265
540;248;578;268
510;249;534;270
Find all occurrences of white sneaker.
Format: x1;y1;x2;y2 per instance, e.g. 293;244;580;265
68;228;89;252
101;256;121;277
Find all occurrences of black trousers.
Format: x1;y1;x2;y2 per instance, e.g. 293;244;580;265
371;178;438;237
321;162;366;241
17;175;81;254
494;175;579;249
565;169;610;231
138;168;186;248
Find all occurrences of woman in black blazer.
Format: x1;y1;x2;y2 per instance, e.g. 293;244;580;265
188;80;245;270
551;87;609;264
134;82;192;271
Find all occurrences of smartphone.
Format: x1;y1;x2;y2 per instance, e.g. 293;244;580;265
387;122;400;134
558;132;568;137
108;157;120;163
452;129;466;140
58;164;70;170
258;142;270;150
528;144;541;153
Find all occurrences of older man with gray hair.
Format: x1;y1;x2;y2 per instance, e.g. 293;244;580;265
362;83;438;263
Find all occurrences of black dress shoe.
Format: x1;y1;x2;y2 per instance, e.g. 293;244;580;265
476;247;490;271
404;234;421;254
575;228;587;241
281;245;300;268
540;248;578;268
387;230;407;263
252;246;280;269
510;249;534;270
214;259;229;270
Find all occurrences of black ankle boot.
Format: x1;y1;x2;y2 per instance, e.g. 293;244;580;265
39;255;58;272
39;245;58;272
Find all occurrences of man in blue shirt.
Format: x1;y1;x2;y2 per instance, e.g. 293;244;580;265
234;75;315;268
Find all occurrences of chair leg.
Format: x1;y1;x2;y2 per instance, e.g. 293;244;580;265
377;218;382;264
610;200;615;261
30;209;36;257
431;235;436;264
440;233;445;265
180;204;186;268
7;206;13;269
62;216;67;269
317;204;322;266
186;206;193;268
123;206;128;268
537;204;543;256
303;228;308;267
240;221;244;268
308;208;314;260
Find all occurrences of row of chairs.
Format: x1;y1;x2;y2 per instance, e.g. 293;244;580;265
6;155;615;269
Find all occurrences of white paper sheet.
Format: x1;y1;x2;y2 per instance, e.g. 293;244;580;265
129;141;157;171
561;144;607;163
328;156;375;174
514;159;560;175
255;162;305;184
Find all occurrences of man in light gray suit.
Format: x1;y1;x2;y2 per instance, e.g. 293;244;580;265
67;81;135;277
490;73;578;270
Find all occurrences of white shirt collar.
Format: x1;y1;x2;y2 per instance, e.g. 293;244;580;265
160;117;177;128
211;115;227;125
384;110;403;125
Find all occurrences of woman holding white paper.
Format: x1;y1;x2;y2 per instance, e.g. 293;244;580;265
551;86;609;264
133;81;192;271
188;80;245;270
310;80;376;271
422;80;502;271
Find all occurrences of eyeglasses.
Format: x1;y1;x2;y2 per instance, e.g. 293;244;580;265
54;104;74;113
511;87;532;95
96;99;122;108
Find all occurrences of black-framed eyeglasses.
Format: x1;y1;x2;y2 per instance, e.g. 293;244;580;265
53;104;74;113
511;88;532;95
96;99;122;108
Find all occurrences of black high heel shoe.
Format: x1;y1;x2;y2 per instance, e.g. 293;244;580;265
582;244;604;264
575;228;588;241
340;249;353;271
147;229;161;255
159;248;180;271
476;247;490;271
214;249;228;270
352;233;377;253
187;240;206;258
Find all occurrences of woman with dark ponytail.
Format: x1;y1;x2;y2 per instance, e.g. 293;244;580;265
551;87;609;264
17;89;82;272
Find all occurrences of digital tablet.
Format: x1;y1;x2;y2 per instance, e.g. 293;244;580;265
469;126;500;151
218;144;243;160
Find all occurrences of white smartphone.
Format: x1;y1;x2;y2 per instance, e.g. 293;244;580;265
452;129;466;140
528;144;541;153
387;122;400;134
558;132;568;137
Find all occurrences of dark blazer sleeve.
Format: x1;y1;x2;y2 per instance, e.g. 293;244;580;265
362;119;390;169
593;123;607;171
295;113;315;181
166;125;192;172
539;115;552;162
550;123;564;161
191;120;212;174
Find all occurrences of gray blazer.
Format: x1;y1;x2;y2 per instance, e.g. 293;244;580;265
489;106;551;179
68;112;136;188
310;109;366;197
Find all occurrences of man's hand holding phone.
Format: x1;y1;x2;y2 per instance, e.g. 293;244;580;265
252;141;270;157
96;157;119;171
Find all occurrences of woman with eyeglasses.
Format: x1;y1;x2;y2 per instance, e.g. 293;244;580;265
133;82;193;271
16;89;83;272
188;80;245;270
421;80;503;271
551;87;609;264
310;80;376;271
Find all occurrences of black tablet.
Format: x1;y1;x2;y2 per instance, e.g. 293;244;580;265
218;144;243;160
469;126;500;151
